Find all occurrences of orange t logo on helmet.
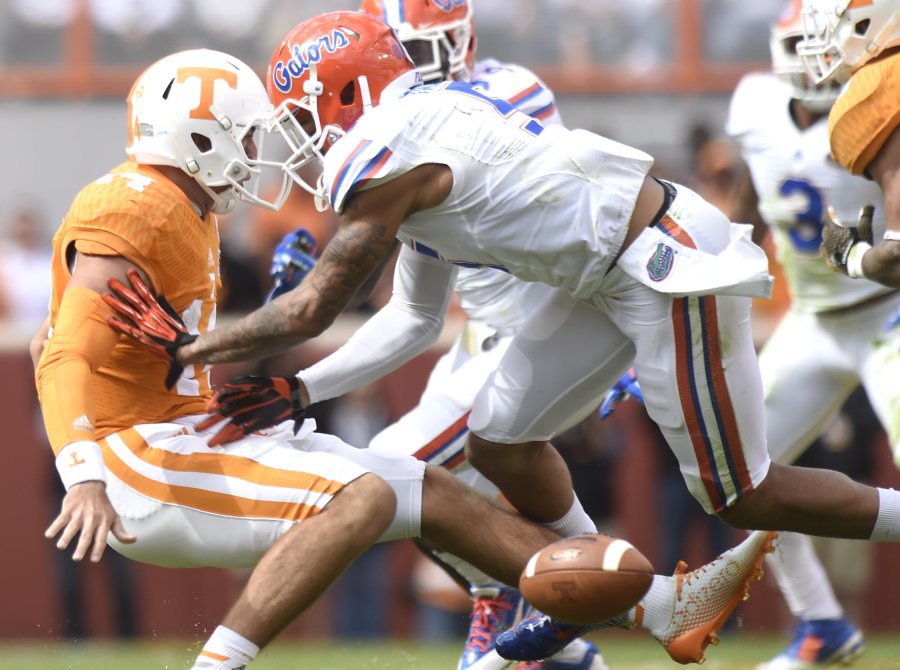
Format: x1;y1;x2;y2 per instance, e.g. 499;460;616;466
176;67;239;120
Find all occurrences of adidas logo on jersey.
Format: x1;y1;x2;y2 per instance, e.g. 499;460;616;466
71;414;94;433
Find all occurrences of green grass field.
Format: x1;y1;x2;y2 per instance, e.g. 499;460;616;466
3;634;900;670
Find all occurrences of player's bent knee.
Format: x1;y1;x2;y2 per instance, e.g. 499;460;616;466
716;469;784;530
335;473;397;537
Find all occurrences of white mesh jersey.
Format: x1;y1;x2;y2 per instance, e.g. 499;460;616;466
323;80;653;304
452;58;562;329
726;72;890;313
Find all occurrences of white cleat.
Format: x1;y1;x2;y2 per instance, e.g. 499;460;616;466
645;530;778;664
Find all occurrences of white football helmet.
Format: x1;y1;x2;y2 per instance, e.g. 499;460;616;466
798;0;900;84
127;48;291;214
359;0;476;82
771;0;841;112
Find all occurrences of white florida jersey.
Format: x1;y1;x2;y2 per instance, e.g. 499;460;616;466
323;80;653;304
451;59;562;330
726;72;890;313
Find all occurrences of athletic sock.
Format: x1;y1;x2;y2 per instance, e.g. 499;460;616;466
765;531;842;620
870;487;900;541
191;625;259;670
630;574;674;634
543;494;597;537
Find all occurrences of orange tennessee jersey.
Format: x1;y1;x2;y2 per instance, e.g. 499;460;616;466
39;162;219;445
828;51;900;176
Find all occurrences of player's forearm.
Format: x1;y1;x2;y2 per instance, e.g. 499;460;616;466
861;240;900;287
301;299;444;404
179;292;332;364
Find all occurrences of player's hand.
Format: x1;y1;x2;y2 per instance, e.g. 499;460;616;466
266;228;318;302
45;481;136;563
598;368;643;420
103;268;197;389
886;308;900;331
196;375;306;447
821;205;874;276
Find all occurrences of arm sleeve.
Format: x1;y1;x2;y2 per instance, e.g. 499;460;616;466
35;287;121;454
301;244;456;403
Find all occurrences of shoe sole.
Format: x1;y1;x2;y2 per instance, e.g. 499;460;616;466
823;631;865;665
459;649;515;670
665;530;778;664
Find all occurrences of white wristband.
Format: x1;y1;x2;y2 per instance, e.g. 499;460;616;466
846;241;872;279
885;230;900;242
55;441;107;491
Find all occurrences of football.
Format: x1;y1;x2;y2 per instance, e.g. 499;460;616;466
519;533;654;624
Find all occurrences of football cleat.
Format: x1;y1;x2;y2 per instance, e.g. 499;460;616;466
495;615;597;662
513;638;609;670
459;585;528;670
755;618;864;670
648;529;778;664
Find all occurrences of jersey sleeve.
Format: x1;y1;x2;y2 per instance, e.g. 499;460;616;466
471;59;562;127
828;52;900;176
323;137;401;213
725;72;777;143
62;214;163;291
300;244;455;403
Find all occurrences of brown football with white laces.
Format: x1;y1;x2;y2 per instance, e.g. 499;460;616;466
519;533;654;624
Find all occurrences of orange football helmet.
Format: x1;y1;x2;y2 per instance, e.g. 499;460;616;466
359;0;476;82
267;11;419;202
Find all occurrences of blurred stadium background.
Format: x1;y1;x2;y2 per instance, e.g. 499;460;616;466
1;0;899;666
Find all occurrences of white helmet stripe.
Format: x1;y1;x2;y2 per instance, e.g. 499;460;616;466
384;0;404;27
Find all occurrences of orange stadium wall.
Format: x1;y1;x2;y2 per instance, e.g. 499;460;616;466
4;347;900;642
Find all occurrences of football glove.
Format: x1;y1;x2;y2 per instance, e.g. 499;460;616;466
598;368;643;420
266;228;318;302
196;375;306;447
821;205;874;277
104;269;197;390
886;308;900;331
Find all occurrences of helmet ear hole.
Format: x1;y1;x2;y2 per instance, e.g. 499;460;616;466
191;133;213;153
854;19;871;36
339;81;356;105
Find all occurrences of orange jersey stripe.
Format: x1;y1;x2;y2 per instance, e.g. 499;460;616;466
198;650;230;662
672;297;722;507
113;427;344;495
508;83;541;105
656;215;697;249
100;431;342;522
413;411;471;463
698;296;752;495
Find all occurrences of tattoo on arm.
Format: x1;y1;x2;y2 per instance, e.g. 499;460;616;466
182;219;397;364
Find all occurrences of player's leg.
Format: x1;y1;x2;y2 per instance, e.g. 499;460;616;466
212;473;395;649
756;309;865;669
100;424;396;669
315;436;558;585
466;288;635;527
375;308;616;670
858;295;900;468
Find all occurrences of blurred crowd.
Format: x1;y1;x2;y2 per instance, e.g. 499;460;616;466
0;0;785;72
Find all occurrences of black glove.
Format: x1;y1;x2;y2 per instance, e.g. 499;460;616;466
821;205;874;276
104;269;197;389
196;375;306;446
